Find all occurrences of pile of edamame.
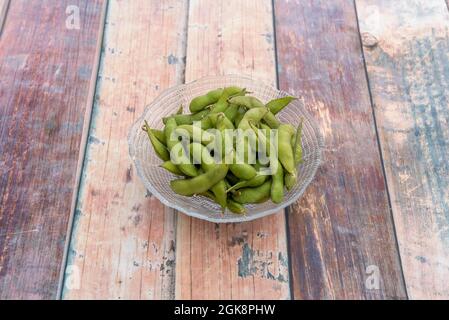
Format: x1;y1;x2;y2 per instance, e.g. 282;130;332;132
142;86;303;215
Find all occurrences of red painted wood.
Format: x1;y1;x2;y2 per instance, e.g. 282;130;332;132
274;0;407;299
0;0;105;299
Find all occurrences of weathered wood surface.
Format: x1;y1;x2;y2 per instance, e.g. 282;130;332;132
0;0;9;33
176;0;290;299
274;0;407;299
62;0;188;299
356;0;449;299
0;0;105;299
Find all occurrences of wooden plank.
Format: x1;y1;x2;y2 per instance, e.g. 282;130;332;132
274;0;407;299
61;0;188;299
0;0;9;34
356;0;449;299
176;0;290;299
0;0;105;299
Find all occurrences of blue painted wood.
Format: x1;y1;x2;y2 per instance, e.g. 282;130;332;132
357;0;449;299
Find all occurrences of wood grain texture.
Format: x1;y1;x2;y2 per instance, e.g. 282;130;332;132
0;0;105;299
274;0;407;299
0;0;9;34
176;0;290;300
62;0;188;299
356;0;449;299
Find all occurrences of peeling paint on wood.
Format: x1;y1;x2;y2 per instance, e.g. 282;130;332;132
274;0;407;299
0;0;105;299
356;0;449;299
62;0;188;299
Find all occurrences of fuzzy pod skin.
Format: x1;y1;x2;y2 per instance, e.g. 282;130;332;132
226;174;267;193
266;96;297;115
170;163;228;196
150;128;166;145
189;88;224;113
284;169;297;191
227;199;246;214
160;161;184;176
278;124;296;174
229;96;265;109
165;117;198;177
237;107;268;131
223;103;239;122
230;96;280;128
293;119;304;166
199;86;244;129
189;142;227;208
163;109;209;125
232;180;272;204
143;121;170;161
271;160;284;203
174;125;215;145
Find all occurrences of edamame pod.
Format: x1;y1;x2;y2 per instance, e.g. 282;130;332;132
232;180;272;204
165;117;198;177
293;119;304;165
160;161;184;176
163;109;209;125
143;121;170;161
266;96;297;115
278;124;295;174
227;199;246;214
284;169;297;191
189;88;224;113
226;174;267;193
170;163;228;196
150;128;166;145
271;160;284;203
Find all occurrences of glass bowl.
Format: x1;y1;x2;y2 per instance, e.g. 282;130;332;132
128;75;323;223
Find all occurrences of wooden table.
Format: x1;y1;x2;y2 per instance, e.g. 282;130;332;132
0;0;448;300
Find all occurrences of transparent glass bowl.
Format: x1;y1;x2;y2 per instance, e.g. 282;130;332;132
128;75;323;223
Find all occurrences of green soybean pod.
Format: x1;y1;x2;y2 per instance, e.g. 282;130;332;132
293;119;304;165
284;169;297;191
232;180;272;204
223;103;239;122
150;128;166;145
271;160;284;203
226;172;240;185
266;96;297;115
163;109;209;125
200;191;217;202
143;121;170;161
230;96;280;128
230;153;257;180
160;161;184;176
262;112;281;129
189;142;227;208
227;199;246;214
226;174;267;193
278;124;295;174
189;88;224;113
228;96;265;109
165;118;198;177
234;109;245;127
237;107;268;131
199;86;244;129
170;163;228;196
174;125;215;145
